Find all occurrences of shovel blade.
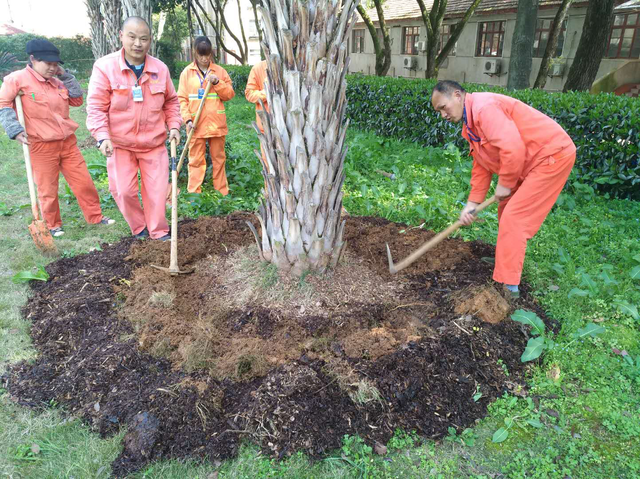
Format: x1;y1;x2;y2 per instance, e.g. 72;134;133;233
29;220;59;257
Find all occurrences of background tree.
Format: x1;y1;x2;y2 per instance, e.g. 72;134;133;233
533;0;573;89
85;0;109;58
121;0;153;27
356;0;391;76
506;0;538;90
153;4;189;70
101;0;123;54
563;0;616;92
250;0;264;59
249;0;359;274
190;0;249;64
417;0;483;79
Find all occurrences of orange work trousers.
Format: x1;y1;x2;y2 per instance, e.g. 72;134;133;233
187;136;228;195
106;144;169;239
494;148;576;285
29;135;103;229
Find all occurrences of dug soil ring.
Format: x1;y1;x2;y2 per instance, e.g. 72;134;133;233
2;212;548;476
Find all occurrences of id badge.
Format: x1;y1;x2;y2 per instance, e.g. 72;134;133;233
198;88;205;100
132;85;143;102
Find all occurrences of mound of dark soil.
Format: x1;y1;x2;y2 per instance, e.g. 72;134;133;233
2;212;547;477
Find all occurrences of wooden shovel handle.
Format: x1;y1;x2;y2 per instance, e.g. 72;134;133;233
389;196;496;274
176;79;213;174
14;93;43;222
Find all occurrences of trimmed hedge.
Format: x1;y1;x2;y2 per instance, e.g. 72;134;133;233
345;75;640;200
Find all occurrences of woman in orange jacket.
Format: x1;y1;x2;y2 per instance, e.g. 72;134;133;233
177;37;235;195
0;39;114;237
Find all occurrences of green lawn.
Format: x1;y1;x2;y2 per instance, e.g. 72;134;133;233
1;93;639;478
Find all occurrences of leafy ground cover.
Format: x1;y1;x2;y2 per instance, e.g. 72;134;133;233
0;92;639;478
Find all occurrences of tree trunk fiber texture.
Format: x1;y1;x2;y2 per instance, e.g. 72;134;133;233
250;0;359;275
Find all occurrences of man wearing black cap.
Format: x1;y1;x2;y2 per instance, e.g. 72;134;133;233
0;38;114;237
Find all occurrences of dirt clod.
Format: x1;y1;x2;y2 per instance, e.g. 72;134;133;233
453;284;511;324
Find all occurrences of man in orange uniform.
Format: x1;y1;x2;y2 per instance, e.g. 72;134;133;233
431;80;575;297
86;16;181;240
0;39;111;237
245;60;269;136
177;36;234;195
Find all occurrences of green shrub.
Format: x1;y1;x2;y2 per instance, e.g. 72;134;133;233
345;76;640;200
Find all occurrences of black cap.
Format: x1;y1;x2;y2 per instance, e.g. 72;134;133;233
26;39;64;64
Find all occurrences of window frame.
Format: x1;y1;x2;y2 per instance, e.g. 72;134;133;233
533;18;567;58
438;24;457;56
402;26;420;55
475;21;506;57
352;28;365;54
605;12;640;59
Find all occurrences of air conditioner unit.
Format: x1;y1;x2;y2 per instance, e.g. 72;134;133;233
549;61;565;77
416;41;426;52
483;58;501;74
403;56;418;70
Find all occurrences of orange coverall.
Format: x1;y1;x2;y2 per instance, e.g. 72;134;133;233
0;66;103;229
462;92;576;285
245;60;271;194
86;49;181;239
177;61;235;194
245;60;269;134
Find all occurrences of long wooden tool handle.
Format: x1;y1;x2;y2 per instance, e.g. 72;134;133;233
390;196;497;273
14;93;42;221
176;79;213;175
169;139;179;272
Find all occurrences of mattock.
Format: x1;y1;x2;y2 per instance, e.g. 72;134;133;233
386;196;497;274
152;139;195;276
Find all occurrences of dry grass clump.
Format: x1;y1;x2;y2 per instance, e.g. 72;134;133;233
148;290;175;309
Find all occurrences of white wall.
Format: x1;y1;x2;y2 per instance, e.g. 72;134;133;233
350;5;639;91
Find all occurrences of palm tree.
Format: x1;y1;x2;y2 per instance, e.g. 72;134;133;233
248;0;359;276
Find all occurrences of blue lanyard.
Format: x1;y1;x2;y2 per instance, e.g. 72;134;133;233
463;105;481;142
195;67;209;88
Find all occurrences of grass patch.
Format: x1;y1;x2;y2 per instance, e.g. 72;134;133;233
0;94;638;477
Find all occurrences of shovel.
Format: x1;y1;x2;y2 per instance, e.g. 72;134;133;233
15;93;59;257
386;196;496;274
152;139;194;276
166;78;213;201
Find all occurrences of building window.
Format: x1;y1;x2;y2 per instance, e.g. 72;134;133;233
402;26;420;55
438;24;456;56
606;12;640;59
352;29;365;53
533;18;567;57
476;21;505;57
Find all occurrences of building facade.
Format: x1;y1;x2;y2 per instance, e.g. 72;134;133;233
349;0;640;93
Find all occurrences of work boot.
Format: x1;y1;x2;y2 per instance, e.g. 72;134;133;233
134;227;149;240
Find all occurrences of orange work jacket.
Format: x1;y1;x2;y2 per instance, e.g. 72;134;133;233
177;61;235;138
244;60;269;133
462;92;575;203
0;66;81;142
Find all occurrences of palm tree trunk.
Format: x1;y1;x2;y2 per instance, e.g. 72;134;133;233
249;0;359;275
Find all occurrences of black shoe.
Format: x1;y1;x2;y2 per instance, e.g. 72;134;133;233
134;228;149;240
157;233;171;242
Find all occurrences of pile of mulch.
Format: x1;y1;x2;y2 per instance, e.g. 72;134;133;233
2;212;548;476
